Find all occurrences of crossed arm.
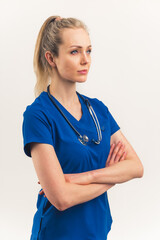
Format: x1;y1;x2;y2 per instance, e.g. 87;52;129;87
64;130;144;185
39;130;144;203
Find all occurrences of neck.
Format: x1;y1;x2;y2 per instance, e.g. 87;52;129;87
49;77;79;107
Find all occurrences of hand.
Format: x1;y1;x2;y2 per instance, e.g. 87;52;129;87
105;141;127;167
38;181;46;197
38;142;127;192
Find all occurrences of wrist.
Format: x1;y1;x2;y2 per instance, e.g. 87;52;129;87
89;169;96;183
105;183;115;191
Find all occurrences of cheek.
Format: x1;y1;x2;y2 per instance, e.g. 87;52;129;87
60;59;77;76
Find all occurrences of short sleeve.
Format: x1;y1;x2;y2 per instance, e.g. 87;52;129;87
96;99;120;136
22;106;54;158
107;108;120;135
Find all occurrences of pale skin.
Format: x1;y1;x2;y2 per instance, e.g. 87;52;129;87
38;140;126;197
64;130;144;185
33;27;144;206
38;135;144;197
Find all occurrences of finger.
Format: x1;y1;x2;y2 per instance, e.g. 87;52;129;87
114;144;125;163
106;144;115;166
109;141;123;165
107;144;115;161
39;190;44;195
64;174;73;182
119;151;127;161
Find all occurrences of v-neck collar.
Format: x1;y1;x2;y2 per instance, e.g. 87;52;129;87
42;91;85;126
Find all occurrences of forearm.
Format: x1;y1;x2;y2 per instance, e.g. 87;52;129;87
66;158;144;186
91;159;144;184
63;182;115;211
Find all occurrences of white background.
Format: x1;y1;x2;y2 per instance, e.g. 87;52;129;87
0;0;160;239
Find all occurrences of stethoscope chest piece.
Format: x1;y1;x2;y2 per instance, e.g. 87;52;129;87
78;135;89;145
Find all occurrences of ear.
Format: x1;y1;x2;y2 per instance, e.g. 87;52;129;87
44;51;56;67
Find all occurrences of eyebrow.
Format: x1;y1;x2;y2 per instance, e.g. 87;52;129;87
69;45;92;48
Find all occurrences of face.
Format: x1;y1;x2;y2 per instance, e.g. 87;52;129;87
53;28;92;83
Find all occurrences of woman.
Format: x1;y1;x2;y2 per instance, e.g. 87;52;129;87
22;16;144;240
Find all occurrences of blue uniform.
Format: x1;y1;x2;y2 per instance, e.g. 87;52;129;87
22;91;120;240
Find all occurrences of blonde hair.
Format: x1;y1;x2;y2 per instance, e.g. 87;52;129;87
33;16;89;98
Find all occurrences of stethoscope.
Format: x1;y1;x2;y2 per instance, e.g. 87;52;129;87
47;84;102;145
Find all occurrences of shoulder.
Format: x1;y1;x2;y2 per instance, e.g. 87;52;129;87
23;92;50;124
79;92;109;113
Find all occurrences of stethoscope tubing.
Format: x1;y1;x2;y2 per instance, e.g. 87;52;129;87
47;84;102;145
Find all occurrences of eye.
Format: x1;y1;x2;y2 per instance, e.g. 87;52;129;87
71;50;78;55
70;49;92;55
87;49;92;54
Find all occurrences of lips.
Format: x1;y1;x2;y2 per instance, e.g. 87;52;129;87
78;69;88;73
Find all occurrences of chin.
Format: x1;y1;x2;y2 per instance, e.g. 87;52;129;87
77;78;87;83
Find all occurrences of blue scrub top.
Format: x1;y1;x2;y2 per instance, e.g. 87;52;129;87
22;91;120;240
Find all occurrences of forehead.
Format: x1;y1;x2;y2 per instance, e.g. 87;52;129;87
61;28;91;48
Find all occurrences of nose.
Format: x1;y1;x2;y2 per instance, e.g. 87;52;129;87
80;52;90;65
